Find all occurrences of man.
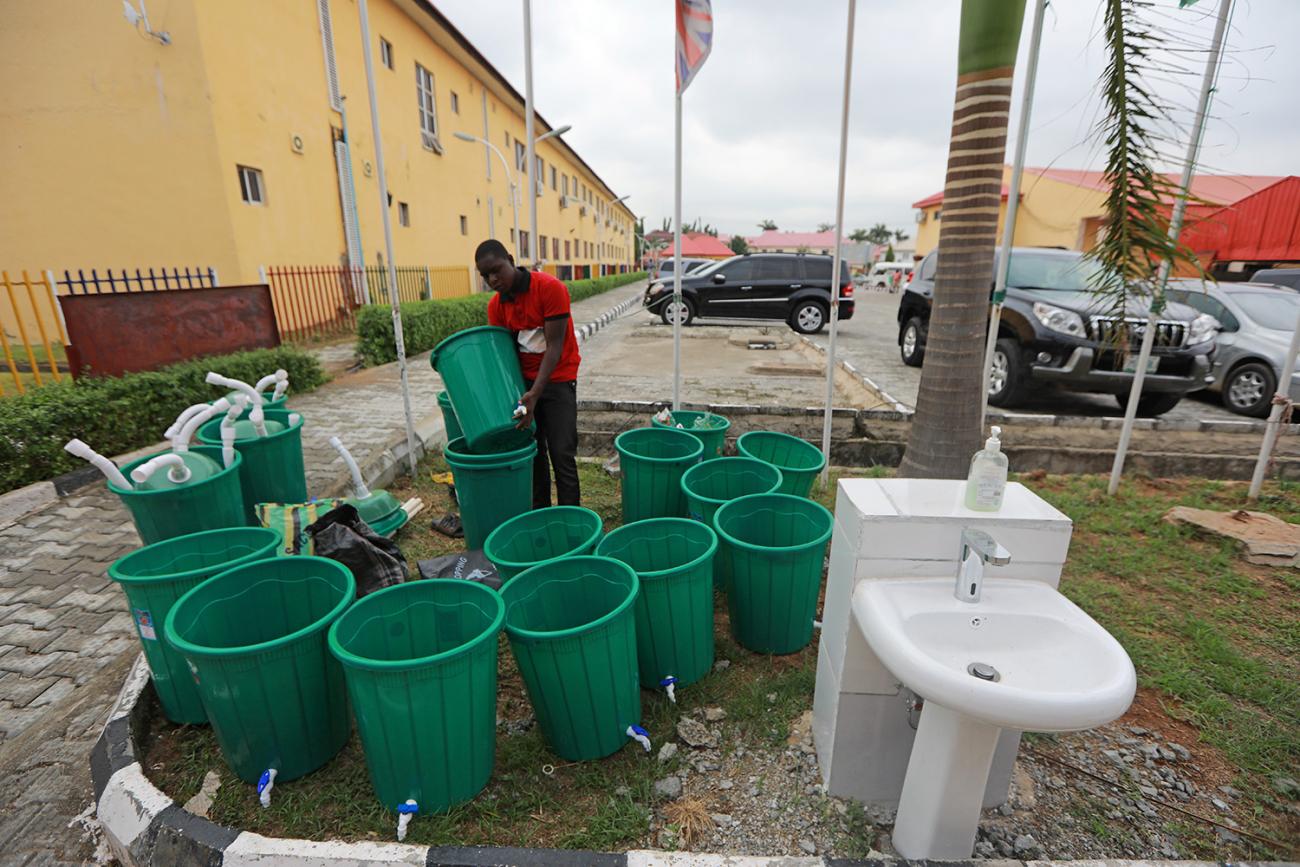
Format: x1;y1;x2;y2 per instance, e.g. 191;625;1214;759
476;239;581;507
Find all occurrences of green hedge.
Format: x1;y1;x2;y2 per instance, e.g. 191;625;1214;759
0;347;326;494
357;271;648;366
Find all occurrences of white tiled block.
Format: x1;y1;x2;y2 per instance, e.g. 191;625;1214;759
841;613;899;695
823;690;915;805
812;640;841;785
855;558;1064;587
859;521;1072;567
820;522;860;680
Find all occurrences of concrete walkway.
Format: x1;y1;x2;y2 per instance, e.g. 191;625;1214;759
0;280;646;864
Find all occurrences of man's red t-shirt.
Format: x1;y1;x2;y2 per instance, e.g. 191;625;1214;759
486;270;581;383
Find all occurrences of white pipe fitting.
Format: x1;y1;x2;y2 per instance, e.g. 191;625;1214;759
329;436;370;499
257;768;277;809
63;439;132;490
165;403;213;440
131;453;192;485
271;370;289;401
253;370;282;395
220;396;247;468
396;800;418;841
174;398;230;454
206;373;267;437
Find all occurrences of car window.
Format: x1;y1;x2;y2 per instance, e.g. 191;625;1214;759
1005;252;1100;291
918;253;937;281
721;259;756;281
1168;289;1238;331
1232;291;1300;329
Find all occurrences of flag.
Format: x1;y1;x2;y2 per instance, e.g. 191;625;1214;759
676;0;713;94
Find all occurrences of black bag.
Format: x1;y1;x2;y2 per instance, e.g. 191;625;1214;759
306;504;408;598
417;549;501;590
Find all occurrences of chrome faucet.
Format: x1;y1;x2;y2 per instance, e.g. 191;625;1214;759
955;529;1011;603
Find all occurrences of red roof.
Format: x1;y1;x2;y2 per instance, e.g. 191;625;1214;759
749;230;842;249
910;169;1283;211
677;232;734;257
1181;176;1300;262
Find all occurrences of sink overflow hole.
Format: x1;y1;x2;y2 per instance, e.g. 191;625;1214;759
967;662;1000;682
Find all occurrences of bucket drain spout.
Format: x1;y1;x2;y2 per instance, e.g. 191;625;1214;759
659;676;678;704
627;724;651;752
256;768;277;808
396;799;418;841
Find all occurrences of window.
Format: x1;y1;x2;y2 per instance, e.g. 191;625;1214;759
553;237;559;260
535;156;544;194
398;202;410;226
539;235;547;259
722;259;757;281
933;209;942;221
450;91;459;114
237;165;265;205
380;37;394;70
518;230;530;256
415;64;440;151
562;175;569;196
515;141;527;172
459;215;468;235
510;228;516;245
551;166;558;191
564;240;570;259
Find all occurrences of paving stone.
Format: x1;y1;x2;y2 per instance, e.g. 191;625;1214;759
0;674;59;707
0;649;71;678
0;623;62;653
29;677;75;708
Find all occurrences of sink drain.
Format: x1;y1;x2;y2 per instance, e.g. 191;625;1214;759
967;662;1000;682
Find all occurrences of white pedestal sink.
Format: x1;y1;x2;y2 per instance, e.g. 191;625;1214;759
853;575;1136;859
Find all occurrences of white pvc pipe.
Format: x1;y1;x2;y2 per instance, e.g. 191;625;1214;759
174;398;230;453
165;402;213;440
329;436;371;499
254;369;286;396
131;453;191;485
63;439;132;490
206;373;267;437
524;0;538;266
1248;304;1300;500
271;371;290;402
220;396;247;468
672;91;683;412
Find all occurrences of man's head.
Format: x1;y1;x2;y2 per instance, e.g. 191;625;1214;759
475;239;518;294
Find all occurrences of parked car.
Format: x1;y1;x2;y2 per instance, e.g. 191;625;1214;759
643;253;855;334
867;261;913;292
651;258;712;281
897;247;1217;414
1165;279;1300;417
1251;268;1300;291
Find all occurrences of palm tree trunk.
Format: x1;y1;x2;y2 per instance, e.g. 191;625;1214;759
899;0;1027;479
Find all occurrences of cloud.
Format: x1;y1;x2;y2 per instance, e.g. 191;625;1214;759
435;0;1295;236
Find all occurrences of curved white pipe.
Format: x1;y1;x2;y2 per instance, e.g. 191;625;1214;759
206;373;266;436
131;453;191;485
287;412;301;427
271;370;289;401
174;398;230;453
220;396;247;468
64;439;132;490
165;403;212;440
254;372;280;394
329;436;370;499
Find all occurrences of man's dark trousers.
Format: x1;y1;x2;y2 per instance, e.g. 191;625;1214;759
526;379;580;508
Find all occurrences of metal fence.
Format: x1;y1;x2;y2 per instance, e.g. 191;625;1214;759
59;266;218;294
362;265;471;305
265;265;366;342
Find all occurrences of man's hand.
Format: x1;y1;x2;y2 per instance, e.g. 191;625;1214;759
516;389;540;429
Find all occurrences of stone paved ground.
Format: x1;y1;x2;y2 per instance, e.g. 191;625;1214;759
0;281;645;864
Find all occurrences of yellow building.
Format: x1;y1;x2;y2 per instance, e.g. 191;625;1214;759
911;166;1283;259
0;0;637;289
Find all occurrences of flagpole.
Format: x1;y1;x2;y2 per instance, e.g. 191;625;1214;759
980;0;1046;427
820;0;857;485
1108;0;1232;496
672;91;683;412
357;0;418;475
523;0;538;268
1248;305;1300;500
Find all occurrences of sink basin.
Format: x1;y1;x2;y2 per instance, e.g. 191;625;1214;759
853;576;1136;732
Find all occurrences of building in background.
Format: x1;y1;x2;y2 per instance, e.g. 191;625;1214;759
910;167;1283;259
0;0;636;288
1180;176;1300;281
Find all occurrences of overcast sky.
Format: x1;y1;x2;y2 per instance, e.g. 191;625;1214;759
435;0;1296;238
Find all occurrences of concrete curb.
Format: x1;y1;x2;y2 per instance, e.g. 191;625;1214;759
798;335;910;414
577;287;646;344
91;659;1271;866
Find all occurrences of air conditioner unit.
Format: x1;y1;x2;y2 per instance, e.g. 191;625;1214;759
579;204;588;216
560;195;572;209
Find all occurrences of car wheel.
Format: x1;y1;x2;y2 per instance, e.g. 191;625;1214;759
987;339;1027;407
1221;362;1276;418
789;300;827;334
659;297;694;327
1113;391;1183;417
899;317;925;367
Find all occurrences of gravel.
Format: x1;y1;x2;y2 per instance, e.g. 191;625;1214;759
654;776;683;800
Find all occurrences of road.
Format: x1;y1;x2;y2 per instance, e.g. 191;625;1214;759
803;290;1243;421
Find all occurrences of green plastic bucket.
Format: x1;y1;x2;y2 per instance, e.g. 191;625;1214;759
614;427;702;523
431;326;534;453
214;391;287;419
736;431;827;498
437;391;464;443
328;580;504;813
109;446;247;546
681;458;783;589
651;411;731;460
596;518;717;688
444;436;538;549
713;494;833;655
483;506;604;583
108;527;283;724
163;556;355;784
196;409;306;522
500;556;641;761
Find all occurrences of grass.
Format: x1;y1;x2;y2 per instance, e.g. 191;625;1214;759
140;463;1300;853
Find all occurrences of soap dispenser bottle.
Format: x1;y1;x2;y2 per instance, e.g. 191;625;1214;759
965;426;1008;511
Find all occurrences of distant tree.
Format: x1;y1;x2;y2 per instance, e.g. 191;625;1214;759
894;229;910;243
865;223;893;245
728;235;750;255
660;217;672;233
635;217;646;260
848;228;870;243
816;222;834;233
796;245;811;254
884;245;896;262
757;219;778;231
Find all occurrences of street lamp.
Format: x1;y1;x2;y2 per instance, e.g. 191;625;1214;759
525;123;573;268
453;131;520;259
536;124;571;143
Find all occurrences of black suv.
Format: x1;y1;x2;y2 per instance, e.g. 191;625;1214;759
897;247;1218;415
642;253;855;334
